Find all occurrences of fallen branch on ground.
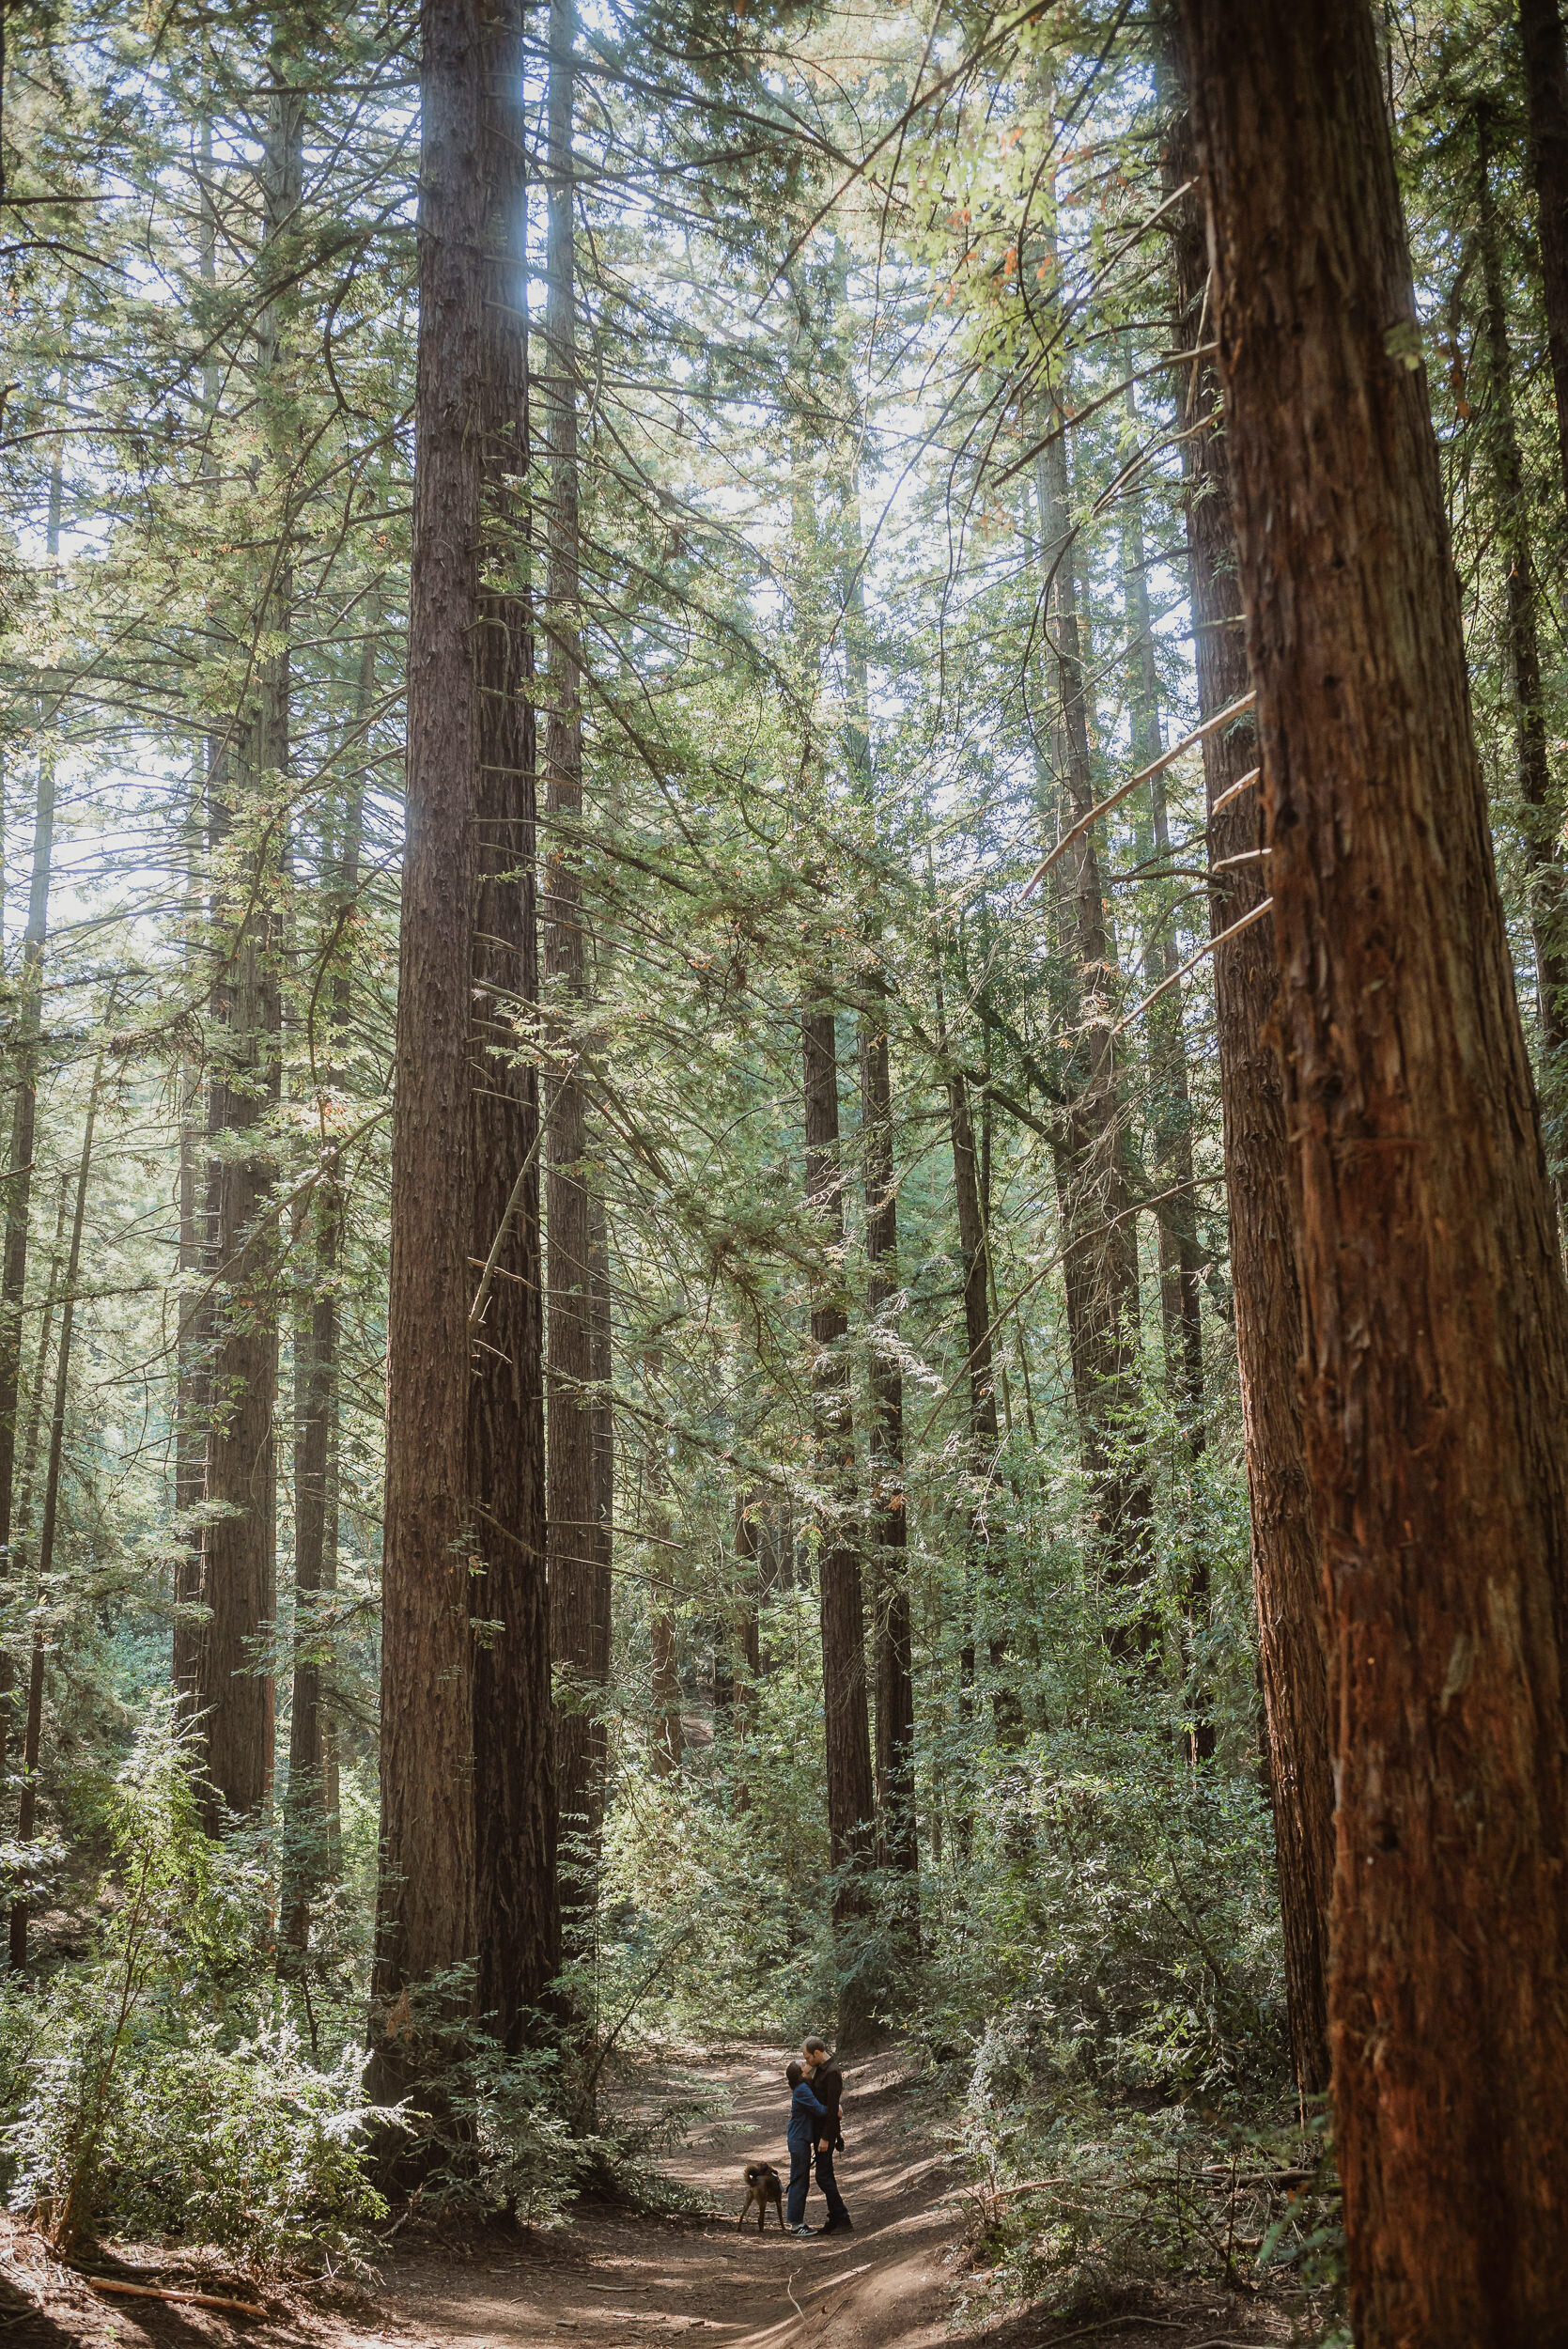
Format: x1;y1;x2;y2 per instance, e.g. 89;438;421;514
88;2278;267;2318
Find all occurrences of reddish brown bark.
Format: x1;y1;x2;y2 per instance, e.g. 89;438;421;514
1161;38;1332;2090
371;0;489;2035
542;0;607;1937
196;85;300;1827
1182;0;1568;2334
468;0;557;2047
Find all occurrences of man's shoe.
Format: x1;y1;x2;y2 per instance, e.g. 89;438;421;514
818;2217;854;2234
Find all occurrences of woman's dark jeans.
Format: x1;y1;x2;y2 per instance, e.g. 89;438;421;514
786;2143;813;2225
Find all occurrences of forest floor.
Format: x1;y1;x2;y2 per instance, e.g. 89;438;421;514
0;2045;1303;2349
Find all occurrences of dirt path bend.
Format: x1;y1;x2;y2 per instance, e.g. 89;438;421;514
386;2045;956;2349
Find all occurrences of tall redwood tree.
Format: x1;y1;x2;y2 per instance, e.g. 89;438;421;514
372;0;489;2049
1181;0;1568;2335
1160;32;1333;2094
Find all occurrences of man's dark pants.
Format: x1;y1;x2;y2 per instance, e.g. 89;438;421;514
786;2145;813;2226
814;2142;849;2226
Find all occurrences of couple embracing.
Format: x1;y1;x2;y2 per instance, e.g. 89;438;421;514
783;2035;853;2238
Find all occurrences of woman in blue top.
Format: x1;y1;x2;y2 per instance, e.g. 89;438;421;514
784;2060;828;2235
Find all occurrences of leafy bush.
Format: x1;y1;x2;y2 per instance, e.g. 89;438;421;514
923;1725;1288;2101
0;1696;394;2265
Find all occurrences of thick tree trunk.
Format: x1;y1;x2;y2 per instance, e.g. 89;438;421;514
196;84;300;1826
468;0;557;2048
1519;0;1568;511
1476;113;1568;1203
803;1002;877;2046
1181;1;1568;2334
371;0;489;2040
542;0;604;1934
1161;43;1333;2094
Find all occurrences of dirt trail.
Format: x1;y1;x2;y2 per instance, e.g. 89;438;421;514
1;2045;1297;2349
385;2045;956;2349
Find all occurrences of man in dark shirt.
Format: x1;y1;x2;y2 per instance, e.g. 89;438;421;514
800;2035;852;2232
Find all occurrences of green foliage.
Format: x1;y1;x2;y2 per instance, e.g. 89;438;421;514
923;1734;1286;2102
0;1701;392;2265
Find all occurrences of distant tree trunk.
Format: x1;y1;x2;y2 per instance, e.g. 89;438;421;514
197;82;300;1826
645;1439;682;1778
371;0;489;2046
841;446;917;1886
1182;2;1568;2336
1476;111;1568;1206
281;622;373;1959
803;1000;877;2046
173;1049;208;1719
1121;395;1204;1450
862;1011;916;1877
1161;38;1333;2092
945;1047;1016;1726
732;1489;762;1813
10;1034;107;1967
542;0;602;1941
0;739;54;1800
1036;423;1152;1647
468;0;557;2049
1122;376;1211;1758
1519;0;1568;511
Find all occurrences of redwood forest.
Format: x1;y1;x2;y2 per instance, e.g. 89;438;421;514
0;2;1565;2346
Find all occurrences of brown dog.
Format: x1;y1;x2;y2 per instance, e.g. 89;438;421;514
737;2160;784;2232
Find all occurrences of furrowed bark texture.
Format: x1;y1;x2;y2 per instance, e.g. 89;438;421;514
1162;49;1333;2095
1518;0;1568;511
469;0;557;2047
1182;1;1568;2334
542;0;605;1926
372;0;485;2024
803;1003;877;2046
197;83;300;1826
198;790;282;1823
